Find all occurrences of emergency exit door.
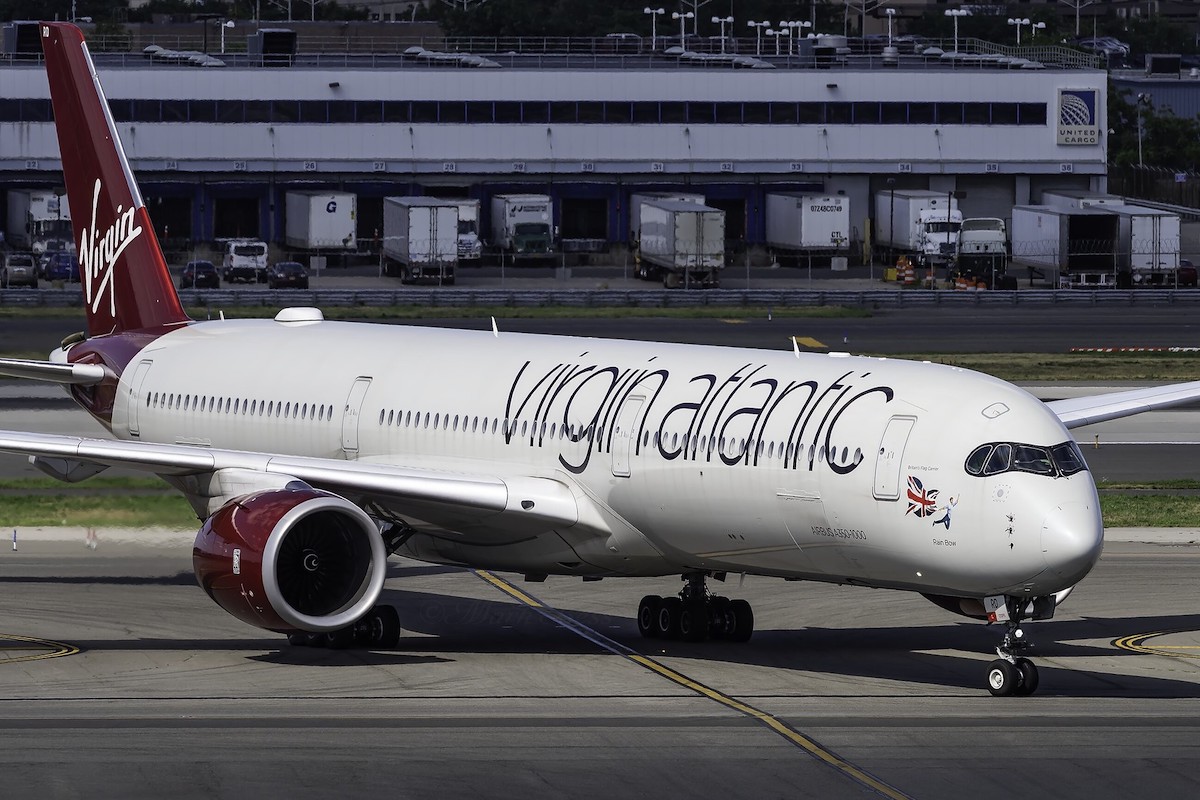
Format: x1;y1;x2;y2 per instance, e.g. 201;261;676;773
873;416;916;500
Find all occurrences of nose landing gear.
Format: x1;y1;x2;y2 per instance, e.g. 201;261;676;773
637;572;754;643
985;598;1040;697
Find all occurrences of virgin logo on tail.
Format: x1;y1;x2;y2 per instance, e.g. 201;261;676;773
78;178;143;318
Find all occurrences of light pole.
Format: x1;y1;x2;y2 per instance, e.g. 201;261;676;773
1137;92;1152;168
747;20;770;56
885;8;896;47
1007;17;1030;45
765;27;789;57
781;20;811;55
643;7;664;51
711;15;733;54
220;20;235;54
672;11;694;47
944;9;968;52
1030;21;1046;40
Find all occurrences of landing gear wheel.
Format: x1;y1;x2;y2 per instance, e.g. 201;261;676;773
358;605;401;649
1014;658;1039;696
656;597;682;639
986;659;1019;697
324;626;355;649
728;598;754;643
679;601;708;642
711;596;733;640
637;595;661;639
286;632;309;647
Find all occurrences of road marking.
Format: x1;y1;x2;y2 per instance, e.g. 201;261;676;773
792;336;827;349
1113;630;1200;658
475;569;912;800
0;634;80;664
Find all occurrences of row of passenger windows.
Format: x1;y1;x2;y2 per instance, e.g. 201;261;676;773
964;441;1087;478
0;98;1048;127
377;407;864;466
147;391;335;422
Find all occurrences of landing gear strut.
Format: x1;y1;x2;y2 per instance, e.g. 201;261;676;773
985;597;1040;697
637;573;754;643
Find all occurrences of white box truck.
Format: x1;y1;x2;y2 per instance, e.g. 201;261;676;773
489;194;554;262
1010;205;1120;287
284;191;357;250
955;218;1009;286
628;192;704;246
382;197;459;284
873;189;961;268
1112;204;1180;283
454;199;482;262
636;199;725;288
6;189;72;255
765;193;849;256
1040;190;1126;211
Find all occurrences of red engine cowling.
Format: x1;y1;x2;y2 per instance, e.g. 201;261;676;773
193;487;387;634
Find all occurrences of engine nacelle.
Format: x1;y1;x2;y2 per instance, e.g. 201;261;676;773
193;487;386;634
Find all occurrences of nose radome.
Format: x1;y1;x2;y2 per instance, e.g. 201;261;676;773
1041;501;1104;583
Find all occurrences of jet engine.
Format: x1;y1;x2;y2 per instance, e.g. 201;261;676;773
193;487;387;634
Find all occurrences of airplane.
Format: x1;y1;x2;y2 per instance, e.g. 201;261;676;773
2;22;1198;697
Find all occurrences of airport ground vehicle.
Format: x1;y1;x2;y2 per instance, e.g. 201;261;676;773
43;252;79;282
5;188;72;256
382;197;458;284
454;199;482;262
1010;205;1120;287
764;193;849;262
1;252;37;287
955;218;1009;286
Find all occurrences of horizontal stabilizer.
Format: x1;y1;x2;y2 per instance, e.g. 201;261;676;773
1047;380;1200;429
0;357;105;385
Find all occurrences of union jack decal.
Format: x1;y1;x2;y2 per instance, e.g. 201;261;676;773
906;475;939;517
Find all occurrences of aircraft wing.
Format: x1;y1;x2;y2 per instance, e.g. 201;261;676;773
0;430;579;536
1047;380;1200;429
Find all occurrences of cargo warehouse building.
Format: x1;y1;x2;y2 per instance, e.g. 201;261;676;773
0;32;1108;256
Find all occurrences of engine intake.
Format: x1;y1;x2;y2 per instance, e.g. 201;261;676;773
193;487;386;633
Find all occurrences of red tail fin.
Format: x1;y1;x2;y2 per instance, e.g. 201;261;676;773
40;23;189;337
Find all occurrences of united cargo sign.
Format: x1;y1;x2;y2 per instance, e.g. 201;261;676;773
1057;89;1100;146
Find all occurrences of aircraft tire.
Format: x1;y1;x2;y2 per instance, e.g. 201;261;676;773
986;659;1019;697
1014;658;1039;696
679;600;708;642
637;595;661;638
710;596;733;639
324;627;355;649
286;632;310;646
656;597;682;639
728;599;754;643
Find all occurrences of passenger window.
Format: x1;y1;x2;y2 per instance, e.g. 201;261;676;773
434;413;440;429
983;443;1012;475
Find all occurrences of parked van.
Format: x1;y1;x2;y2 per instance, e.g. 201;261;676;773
221;239;268;283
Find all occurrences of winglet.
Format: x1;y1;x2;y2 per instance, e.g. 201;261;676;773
40;23;189;337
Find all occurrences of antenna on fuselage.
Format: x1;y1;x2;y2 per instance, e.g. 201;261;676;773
491;316;499;338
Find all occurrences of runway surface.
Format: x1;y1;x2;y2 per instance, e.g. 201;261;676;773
1;534;1199;800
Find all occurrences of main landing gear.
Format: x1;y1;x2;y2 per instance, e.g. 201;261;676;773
286;605;402;650
637;573;754;643
985;597;1040;697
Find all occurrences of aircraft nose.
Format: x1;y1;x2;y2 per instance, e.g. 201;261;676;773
1040;501;1104;584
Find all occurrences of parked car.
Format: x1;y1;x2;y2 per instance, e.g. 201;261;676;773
43;252;79;282
267;261;309;289
179;260;220;289
1178;259;1197;288
2;252;38;288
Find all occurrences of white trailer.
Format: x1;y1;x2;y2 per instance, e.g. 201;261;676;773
489;194;554;261
454;199;482;261
1039;190;1126;211
872;189;961;267
1112;204;1180;282
382;197;458;284
284;191;357;250
765;193;849;254
5;189;72;255
1010;205;1120;287
628;192;704;245
636;199;725;288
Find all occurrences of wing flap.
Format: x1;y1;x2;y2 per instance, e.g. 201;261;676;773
1047;379;1200;429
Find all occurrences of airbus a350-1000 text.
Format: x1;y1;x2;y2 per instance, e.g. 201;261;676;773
3;23;1198;696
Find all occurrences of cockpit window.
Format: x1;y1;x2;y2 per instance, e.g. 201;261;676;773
965;440;1088;478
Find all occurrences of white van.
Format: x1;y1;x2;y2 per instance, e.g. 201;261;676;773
221;239;268;283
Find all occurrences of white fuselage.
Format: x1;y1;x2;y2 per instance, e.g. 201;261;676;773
104;315;1103;599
